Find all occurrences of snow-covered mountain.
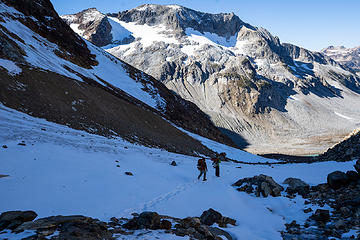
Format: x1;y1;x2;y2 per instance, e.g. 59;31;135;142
62;5;360;155
0;0;236;156
321;45;360;73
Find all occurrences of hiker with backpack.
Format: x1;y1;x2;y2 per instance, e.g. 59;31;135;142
212;152;226;177
197;158;207;181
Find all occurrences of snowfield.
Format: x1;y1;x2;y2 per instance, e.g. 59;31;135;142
0;105;357;240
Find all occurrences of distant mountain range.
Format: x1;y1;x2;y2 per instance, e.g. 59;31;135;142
61;5;360;155
321;45;360;73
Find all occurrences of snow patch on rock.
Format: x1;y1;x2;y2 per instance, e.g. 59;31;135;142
0;58;22;76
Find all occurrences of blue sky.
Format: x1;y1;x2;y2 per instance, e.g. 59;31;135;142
51;0;359;51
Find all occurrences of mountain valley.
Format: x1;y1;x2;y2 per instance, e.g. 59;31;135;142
62;5;360;155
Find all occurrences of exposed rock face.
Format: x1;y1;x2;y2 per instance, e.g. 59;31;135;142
65;4;360;155
233;174;284;197
62;8;113;47
111;4;247;39
2;0;97;68
322;45;360;72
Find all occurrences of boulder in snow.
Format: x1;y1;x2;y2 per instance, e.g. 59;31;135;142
123;211;161;230
327;171;349;189
311;209;330;224
200;208;222;226
125;171;133;176
137;212;161;229
160;219;172;229
233;174;284;197
200;208;236;227
0;210;37;231
283;177;310;196
354;159;360;174
346;170;359;182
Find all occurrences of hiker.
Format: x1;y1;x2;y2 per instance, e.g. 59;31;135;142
197;158;207;181
212;152;226;177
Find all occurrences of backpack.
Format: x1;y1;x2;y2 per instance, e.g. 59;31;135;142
197;159;204;170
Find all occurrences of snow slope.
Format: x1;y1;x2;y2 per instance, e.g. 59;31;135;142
0;105;357;239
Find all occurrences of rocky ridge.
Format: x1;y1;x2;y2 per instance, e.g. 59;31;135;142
63;4;360;155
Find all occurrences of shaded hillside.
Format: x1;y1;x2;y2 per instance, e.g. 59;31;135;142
0;0;235;156
317;129;360;162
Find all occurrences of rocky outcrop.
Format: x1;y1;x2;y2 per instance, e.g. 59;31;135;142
310;209;330;225
322;45;360;72
0;211;37;231
282;164;360;239
283;177;310;196
62;8;113;47
123;211;161;230
232;174;284;197
354;159;360;174
4;214;113;240
327;171;350;189
200;208;236;227
317;128;360;162
0;210;235;240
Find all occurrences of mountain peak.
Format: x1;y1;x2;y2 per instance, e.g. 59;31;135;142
112;4;246;38
134;4;183;11
322;45;360;72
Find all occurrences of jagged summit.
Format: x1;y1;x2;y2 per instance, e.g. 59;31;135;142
109;4;247;39
322;45;360;72
134;4;183;11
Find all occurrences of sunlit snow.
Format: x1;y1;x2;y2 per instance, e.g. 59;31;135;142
0;104;357;240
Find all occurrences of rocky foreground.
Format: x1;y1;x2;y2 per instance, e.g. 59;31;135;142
0;208;236;240
233;159;360;239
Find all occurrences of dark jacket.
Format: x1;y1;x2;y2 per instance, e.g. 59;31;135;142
197;159;207;171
